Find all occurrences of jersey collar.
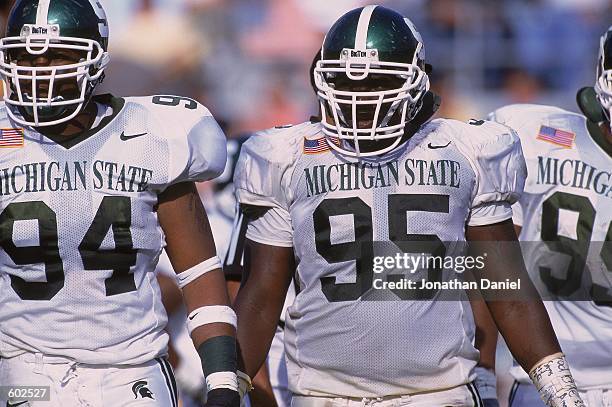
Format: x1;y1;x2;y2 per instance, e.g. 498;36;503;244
35;94;125;149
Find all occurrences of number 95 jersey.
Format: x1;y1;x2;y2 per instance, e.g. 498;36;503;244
234;120;526;397
0;95;227;365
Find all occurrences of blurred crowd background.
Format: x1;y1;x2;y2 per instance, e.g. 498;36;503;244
1;0;610;135
0;2;609;406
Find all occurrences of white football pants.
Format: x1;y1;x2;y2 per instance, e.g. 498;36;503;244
0;353;178;407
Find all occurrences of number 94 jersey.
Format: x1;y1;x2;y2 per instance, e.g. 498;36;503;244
0;95;227;365
490;104;612;390
234;119;526;397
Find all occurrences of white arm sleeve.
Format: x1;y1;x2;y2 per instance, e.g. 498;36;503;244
246;206;293;247
469;202;514;226
233;131;298;248
512;201;524;227
457;122;527;226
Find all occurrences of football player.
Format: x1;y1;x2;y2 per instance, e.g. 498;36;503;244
223;136;295;407
488;26;612;407
0;1;239;406
231;5;585;407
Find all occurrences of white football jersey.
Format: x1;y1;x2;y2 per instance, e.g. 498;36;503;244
0;94;227;365
490;104;612;390
234;119;526;397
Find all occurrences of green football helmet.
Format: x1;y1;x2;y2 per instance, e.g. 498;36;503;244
0;0;110;127
313;5;429;157
595;25;612;127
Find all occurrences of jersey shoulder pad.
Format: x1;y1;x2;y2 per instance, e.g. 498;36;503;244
440;117;519;156
487;103;574;128
124;95;213;132
256;120;320;142
234;121;316;209
443;118;527;207
125;95;227;189
487;103;583;158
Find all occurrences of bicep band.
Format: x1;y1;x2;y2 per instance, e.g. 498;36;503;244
176;256;222;289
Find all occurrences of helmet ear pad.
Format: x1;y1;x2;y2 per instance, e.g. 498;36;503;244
400;90;440;141
412;90;441;126
578;86;607;123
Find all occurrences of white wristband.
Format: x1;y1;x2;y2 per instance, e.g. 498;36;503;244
206;371;238;392
176;256;222;289
528;353;585;407
187;305;237;334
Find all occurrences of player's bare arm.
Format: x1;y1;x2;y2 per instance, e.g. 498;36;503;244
471;298;497;372
158;182;240;406
233;238;295;380
226;275;279;407
471;298;500;406
223;184;290;406
466;220;585;406
467;220;560;368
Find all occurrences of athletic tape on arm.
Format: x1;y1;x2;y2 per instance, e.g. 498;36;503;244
196;336;239;392
528;353;585;407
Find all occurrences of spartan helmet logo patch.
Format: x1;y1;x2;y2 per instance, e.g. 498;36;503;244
131;380;155;400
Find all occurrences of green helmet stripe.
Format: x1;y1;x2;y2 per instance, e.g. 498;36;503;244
35;0;51;25
366;7;421;64
355;5;377;50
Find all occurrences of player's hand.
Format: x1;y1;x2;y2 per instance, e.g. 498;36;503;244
204;388;241;407
474;367;498;407
483;399;500;407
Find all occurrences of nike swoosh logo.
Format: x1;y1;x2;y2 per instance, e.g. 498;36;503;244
7;401;28;407
120;132;148;141
188;313;198;321
427;141;451;149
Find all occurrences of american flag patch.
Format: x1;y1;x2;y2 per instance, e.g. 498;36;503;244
303;136;339;154
0;128;24;148
536;125;575;148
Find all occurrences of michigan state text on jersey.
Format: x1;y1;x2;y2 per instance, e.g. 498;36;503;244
0;1;240;406
231;6;584;407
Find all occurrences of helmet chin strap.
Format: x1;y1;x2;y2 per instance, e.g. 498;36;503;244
18;93;75;125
